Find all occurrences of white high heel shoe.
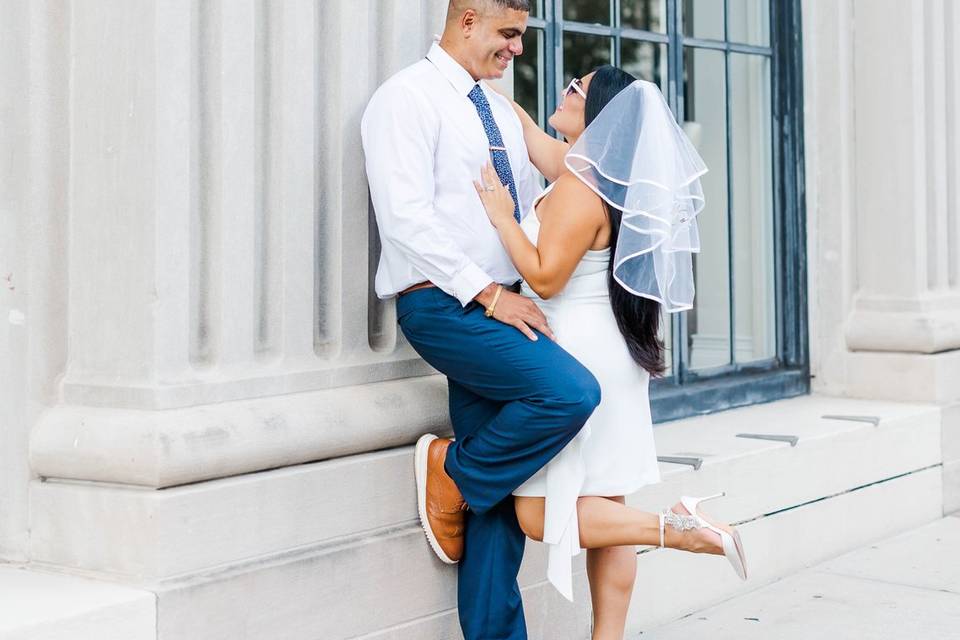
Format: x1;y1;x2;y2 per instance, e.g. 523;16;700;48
657;491;748;580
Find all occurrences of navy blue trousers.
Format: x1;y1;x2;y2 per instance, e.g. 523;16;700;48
397;287;601;640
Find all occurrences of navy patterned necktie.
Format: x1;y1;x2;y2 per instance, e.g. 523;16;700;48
467;84;521;223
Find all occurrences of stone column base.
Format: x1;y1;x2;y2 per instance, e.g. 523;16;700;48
842;349;960;404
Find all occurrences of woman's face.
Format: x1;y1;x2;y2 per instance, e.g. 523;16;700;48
547;71;595;141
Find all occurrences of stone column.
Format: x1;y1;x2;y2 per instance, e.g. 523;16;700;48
844;0;960;402
808;0;960;404
0;0;70;562
804;0;960;516
30;0;448;491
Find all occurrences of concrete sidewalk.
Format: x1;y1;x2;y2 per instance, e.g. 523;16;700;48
635;514;960;639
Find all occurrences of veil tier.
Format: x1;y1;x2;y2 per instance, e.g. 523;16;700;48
564;80;707;312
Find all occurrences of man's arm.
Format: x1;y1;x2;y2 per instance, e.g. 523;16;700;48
361;85;554;341
361;86;493;306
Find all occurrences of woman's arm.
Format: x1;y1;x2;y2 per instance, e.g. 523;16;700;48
485;81;570;182
474;164;606;299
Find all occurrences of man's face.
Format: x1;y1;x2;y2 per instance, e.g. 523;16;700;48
464;8;527;79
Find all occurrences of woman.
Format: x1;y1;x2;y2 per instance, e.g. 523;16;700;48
473;66;748;639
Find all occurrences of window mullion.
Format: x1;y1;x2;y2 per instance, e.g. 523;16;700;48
723;0;737;367
552;0;564;128
669;0;689;384
613;0;621;67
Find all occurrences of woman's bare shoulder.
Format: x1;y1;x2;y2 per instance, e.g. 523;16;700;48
540;172;608;225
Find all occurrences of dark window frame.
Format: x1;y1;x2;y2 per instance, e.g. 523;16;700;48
521;0;809;422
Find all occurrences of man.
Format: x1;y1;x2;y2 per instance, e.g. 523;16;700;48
361;2;600;638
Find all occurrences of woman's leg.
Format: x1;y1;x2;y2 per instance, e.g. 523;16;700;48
586;497;636;640
514;495;724;553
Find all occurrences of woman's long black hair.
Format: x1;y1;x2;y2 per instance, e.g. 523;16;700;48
583;65;666;377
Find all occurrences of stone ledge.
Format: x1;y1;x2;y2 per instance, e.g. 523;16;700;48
18;393;948;639
30;375;450;488
148;525;589;640
29;394;942;581
18;462;941;640
0;564;155;640
944;459;960;515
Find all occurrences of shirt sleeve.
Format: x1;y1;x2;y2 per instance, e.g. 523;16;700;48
361;85;494;307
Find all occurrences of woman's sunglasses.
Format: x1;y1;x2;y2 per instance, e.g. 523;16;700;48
564;77;587;99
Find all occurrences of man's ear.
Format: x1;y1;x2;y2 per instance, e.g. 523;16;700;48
460;8;479;38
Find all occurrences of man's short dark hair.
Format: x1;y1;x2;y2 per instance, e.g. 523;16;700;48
451;0;531;13
492;0;531;10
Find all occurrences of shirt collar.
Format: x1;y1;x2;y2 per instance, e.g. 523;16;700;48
426;41;479;97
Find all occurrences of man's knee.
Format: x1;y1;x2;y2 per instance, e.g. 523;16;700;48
559;367;601;425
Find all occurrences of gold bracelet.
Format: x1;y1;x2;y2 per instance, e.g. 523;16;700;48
484;284;504;318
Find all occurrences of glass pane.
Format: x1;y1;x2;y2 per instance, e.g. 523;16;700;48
683;47;730;371
528;0;541;19
682;0;724;41
515;28;545;126
728;0;769;45
622;0;667;32
562;33;613;85
730;53;775;363
621;40;667;89
659;310;674;377
564;0;611;25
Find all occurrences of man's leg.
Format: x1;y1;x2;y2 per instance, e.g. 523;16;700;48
459;499;527;640
399;289;601;514
448;380;526;640
399;289;600;640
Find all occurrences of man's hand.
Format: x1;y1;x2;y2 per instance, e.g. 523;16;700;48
475;283;555;342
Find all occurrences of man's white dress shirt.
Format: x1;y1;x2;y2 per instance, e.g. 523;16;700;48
361;42;537;307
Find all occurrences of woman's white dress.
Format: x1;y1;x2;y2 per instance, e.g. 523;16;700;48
512;184;662;602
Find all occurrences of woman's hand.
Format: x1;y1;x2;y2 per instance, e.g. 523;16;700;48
473;162;517;229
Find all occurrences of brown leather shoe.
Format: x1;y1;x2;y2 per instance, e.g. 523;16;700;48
414;434;467;563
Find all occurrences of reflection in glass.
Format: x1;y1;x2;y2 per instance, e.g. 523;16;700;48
728;0;769;45
563;33;612;85
621;40;667;89
563;0;611;25
682;0;724;41
622;0;666;32
683;47;730;370
730;54;775;363
514;28;544;126
527;0;541;19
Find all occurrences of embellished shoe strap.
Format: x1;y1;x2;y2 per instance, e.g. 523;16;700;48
659;507;700;548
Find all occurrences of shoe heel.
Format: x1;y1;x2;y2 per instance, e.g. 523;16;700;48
679;491;748;581
679;490;725;512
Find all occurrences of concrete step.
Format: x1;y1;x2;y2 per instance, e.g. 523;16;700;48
625;463;941;634
0;564;154;640
21;394;948;639
633;515;960;639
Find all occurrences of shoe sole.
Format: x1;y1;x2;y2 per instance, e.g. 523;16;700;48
414;434;456;564
680;494;748;581
731;529;748;580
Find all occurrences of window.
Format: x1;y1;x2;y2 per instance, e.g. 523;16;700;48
514;0;808;422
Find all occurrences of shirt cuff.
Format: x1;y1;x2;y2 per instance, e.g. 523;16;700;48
449;262;495;307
